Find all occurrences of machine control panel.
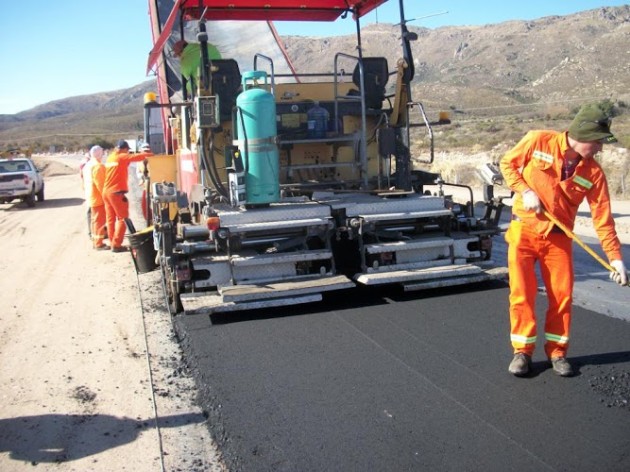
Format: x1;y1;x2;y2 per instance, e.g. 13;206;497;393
195;96;220;129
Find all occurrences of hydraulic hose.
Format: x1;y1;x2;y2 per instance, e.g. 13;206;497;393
199;128;228;199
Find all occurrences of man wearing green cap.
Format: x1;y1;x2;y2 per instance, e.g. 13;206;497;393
500;103;627;378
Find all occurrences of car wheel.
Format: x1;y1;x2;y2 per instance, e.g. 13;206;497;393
25;190;35;208
36;184;45;202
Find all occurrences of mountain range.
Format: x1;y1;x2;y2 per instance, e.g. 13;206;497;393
1;5;628;151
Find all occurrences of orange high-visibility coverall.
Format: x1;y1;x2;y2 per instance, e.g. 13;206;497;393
90;161;107;248
103;149;152;249
500;130;622;359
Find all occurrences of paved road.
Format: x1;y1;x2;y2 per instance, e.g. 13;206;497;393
175;280;630;471
169;199;630;472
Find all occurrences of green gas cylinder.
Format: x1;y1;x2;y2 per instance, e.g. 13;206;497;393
234;71;280;205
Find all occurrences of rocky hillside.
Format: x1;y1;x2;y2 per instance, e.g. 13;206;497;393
285;5;630;113
1;5;629;151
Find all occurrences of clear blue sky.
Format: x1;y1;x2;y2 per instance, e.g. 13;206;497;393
0;1;626;114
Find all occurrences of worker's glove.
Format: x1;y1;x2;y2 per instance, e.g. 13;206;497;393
522;189;542;213
609;260;628;286
140;143;151;153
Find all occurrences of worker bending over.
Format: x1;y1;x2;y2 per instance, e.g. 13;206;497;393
500;103;628;378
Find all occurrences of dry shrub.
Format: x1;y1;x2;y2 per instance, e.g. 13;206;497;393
413;147;630;199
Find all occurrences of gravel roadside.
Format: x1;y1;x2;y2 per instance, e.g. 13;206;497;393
0;155;225;472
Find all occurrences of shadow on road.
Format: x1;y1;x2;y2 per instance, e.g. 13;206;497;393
36;198;85;209
208;286;390;325
519;351;630;379
572;350;630;367
0;197;84;211
0;412;206;464
208;280;509;326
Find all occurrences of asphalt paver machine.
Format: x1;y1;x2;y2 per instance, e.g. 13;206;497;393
143;0;506;315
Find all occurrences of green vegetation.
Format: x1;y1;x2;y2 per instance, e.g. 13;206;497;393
425;100;629;153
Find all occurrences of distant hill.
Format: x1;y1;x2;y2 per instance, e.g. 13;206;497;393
0;81;155;151
1;5;629;151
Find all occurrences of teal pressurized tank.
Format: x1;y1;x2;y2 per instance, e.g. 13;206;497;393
235;71;280;205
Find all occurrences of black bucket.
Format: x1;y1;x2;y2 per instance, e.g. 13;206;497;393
128;226;157;274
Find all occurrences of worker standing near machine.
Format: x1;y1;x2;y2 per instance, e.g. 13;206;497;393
103;140;153;252
85;145;108;250
79;150;92;239
500;103;628;378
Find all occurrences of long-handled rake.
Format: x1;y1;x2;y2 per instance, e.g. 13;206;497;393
543;209;629;287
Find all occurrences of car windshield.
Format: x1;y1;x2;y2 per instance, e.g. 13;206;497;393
0;160;33;173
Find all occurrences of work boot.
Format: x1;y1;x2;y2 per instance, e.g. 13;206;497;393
94;245;109;251
508;353;531;377
111;246;128;253
550;357;574;377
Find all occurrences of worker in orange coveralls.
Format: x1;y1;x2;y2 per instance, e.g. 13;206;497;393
103;140;153;252
86;145;108;250
500;103;628;378
79;150;92;239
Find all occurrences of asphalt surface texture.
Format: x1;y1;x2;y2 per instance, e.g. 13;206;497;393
173;278;630;472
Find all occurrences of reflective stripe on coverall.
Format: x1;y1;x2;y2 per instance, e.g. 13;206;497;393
500;130;622;358
103;149;152;248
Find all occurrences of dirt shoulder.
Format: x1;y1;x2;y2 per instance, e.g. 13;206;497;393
0;155;225;471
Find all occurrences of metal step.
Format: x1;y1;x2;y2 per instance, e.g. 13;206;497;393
180;274;354;314
360;209;452;223
364;236;453;254
224;217;331;234
403;267;508;291
219;274;354;302
216;201;331;227
354;263;507;287
366;258;453;273
181;293;323;315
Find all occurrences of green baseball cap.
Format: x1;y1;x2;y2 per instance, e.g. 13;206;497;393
568;104;617;143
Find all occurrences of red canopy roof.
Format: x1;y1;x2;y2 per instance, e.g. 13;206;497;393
178;0;388;21
147;0;390;74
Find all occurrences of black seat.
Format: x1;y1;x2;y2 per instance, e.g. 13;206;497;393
210;59;242;120
351;57;389;110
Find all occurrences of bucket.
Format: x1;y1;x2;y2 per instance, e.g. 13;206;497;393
128;226;157;274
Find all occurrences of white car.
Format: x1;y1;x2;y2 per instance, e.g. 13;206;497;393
0;157;45;207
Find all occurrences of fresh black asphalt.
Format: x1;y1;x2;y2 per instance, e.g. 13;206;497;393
174;281;630;472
